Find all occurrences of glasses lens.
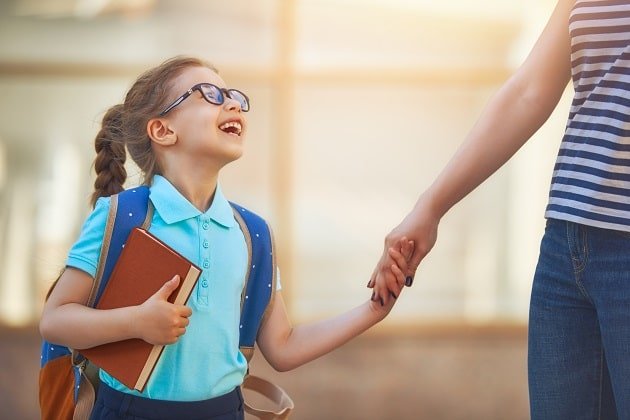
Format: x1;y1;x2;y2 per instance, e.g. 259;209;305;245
227;89;250;112
200;84;224;105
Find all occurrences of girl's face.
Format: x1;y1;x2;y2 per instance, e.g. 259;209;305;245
162;65;247;167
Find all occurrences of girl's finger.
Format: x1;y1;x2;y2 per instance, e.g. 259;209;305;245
388;247;409;272
390;263;406;290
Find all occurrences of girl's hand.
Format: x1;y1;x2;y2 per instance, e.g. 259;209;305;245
133;275;193;345
369;199;440;306
369;238;414;316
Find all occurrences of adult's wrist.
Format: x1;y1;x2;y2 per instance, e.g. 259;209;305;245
414;189;446;223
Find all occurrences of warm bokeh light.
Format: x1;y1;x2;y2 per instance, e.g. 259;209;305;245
0;0;565;326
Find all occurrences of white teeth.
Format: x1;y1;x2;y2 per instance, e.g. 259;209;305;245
219;121;242;135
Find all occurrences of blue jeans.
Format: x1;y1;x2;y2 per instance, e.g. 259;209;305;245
529;218;630;419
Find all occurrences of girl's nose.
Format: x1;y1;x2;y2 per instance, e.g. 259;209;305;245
224;96;242;112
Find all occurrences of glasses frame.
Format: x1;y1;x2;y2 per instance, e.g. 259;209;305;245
159;83;250;116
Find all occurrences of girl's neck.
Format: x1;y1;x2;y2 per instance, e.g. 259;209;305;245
162;167;220;212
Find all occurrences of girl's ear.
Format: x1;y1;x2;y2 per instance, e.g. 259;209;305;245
147;118;177;146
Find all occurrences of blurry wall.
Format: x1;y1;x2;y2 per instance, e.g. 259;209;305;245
0;0;565;328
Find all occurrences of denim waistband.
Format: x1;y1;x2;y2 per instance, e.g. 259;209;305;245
95;381;243;419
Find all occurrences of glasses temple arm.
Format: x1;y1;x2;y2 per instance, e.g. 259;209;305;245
159;89;193;116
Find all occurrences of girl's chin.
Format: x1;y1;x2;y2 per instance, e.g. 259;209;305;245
222;146;244;162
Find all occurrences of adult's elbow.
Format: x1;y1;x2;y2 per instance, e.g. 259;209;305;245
510;69;567;122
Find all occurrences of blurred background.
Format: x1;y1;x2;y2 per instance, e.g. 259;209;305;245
0;0;569;418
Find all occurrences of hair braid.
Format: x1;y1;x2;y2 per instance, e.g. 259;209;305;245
91;104;127;207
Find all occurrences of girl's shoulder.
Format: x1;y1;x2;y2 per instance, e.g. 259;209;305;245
73;196;114;247
88;196;112;223
66;196;114;277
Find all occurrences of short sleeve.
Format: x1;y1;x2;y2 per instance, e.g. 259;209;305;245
65;197;111;278
275;266;282;291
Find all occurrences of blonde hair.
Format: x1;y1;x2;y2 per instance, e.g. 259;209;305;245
91;56;217;207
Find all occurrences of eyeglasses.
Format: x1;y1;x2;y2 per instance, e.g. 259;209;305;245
159;83;250;116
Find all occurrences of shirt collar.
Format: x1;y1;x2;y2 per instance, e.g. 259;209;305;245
149;175;236;228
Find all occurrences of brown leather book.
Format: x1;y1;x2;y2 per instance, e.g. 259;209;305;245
80;227;201;391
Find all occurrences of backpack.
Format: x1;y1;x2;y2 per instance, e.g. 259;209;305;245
39;186;293;420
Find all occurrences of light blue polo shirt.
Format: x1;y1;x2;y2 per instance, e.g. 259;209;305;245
66;175;252;401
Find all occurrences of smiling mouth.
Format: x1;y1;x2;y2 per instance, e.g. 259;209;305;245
219;121;242;136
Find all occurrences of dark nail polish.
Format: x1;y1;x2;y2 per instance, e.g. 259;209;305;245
390;292;398;300
371;292;376;301
367;280;372;288
380;297;385;307
405;276;414;287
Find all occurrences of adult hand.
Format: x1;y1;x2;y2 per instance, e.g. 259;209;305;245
368;198;440;305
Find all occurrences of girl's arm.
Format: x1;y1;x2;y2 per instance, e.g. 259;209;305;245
39;268;191;349
371;0;575;303
256;241;411;372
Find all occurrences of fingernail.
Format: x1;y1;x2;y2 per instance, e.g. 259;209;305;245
380;297;385;307
371;292;376;301
405;276;414;287
390;292;398;300
367;280;372;288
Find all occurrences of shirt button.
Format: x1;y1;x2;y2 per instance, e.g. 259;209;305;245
203;260;210;269
203;240;209;248
202;222;210;230
201;280;208;288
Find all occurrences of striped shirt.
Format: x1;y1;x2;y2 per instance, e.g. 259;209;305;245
545;0;630;231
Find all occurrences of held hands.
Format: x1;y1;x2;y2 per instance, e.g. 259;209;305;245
368;199;440;306
368;237;414;315
133;275;192;345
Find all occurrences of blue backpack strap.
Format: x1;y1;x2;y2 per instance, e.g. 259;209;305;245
89;186;151;306
231;203;277;361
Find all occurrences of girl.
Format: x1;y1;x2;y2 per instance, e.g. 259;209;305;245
39;56;412;420
370;0;630;418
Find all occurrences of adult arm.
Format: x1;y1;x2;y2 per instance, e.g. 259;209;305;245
370;0;574;303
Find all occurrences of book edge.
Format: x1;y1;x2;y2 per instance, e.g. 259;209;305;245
134;344;164;391
134;265;200;390
174;265;201;305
